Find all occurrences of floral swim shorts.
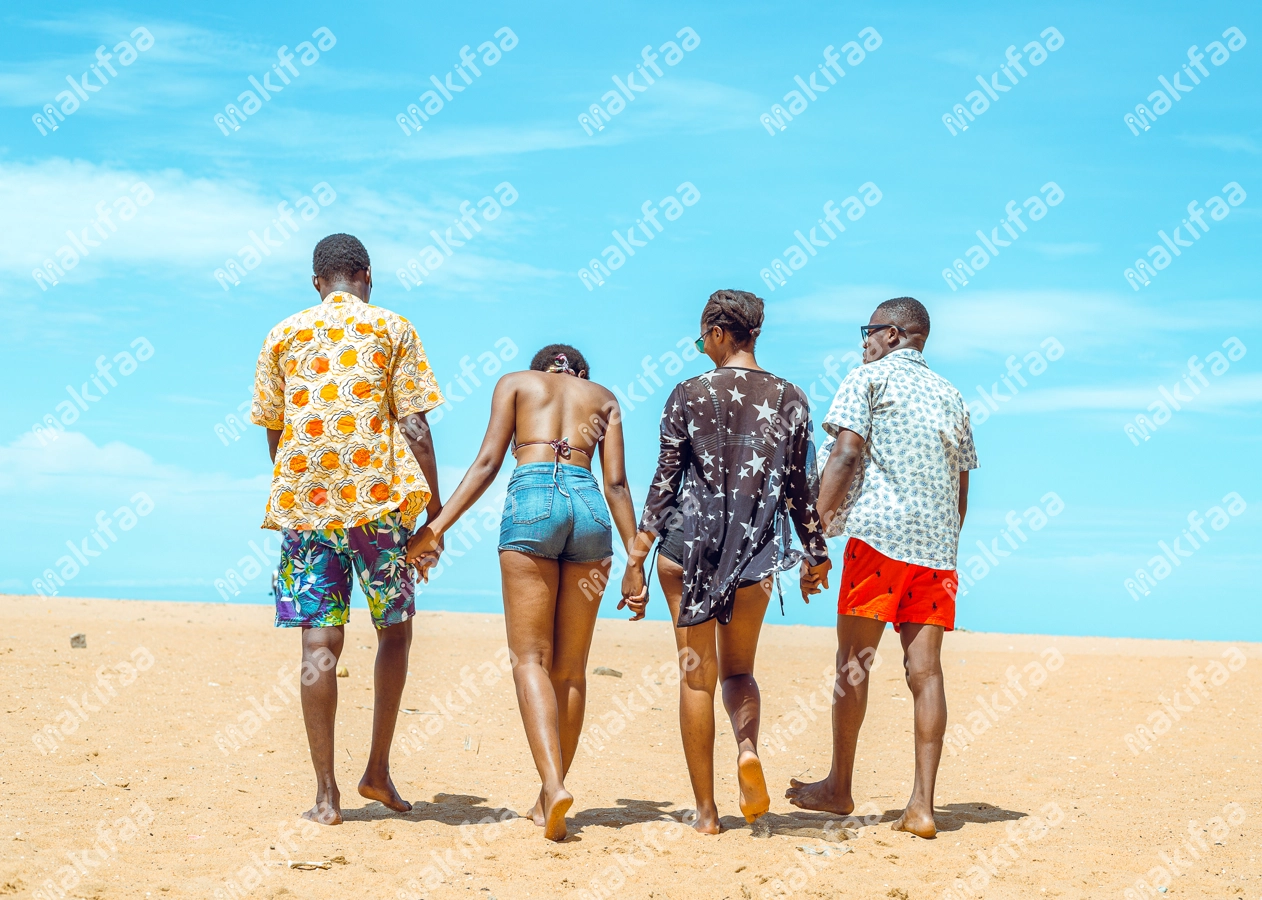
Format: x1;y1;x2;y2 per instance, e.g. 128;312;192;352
274;510;415;629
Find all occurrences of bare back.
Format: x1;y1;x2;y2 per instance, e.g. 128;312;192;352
507;370;618;469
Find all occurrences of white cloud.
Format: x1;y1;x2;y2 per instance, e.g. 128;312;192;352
1;158;547;298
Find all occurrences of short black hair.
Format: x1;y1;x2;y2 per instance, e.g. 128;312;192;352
313;233;371;280
530;343;590;377
701;289;764;346
875;296;930;336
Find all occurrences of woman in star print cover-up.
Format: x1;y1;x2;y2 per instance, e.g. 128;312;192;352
621;290;832;833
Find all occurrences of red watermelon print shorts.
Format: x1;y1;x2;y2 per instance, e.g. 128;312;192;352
838;538;957;632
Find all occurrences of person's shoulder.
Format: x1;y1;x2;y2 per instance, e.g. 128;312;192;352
264;305;320;344
361;302;414;333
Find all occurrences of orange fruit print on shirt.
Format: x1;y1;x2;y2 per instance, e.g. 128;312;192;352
369;483;390;502
278;491;296;510
319;451;339;469
339;348;358;366
296;329;314;342
336;415;356;435
288;454;308;473
319;383;339;402
339;484;357;502
312;357;330;374
304;418;324;437
309;487;328;506
351;381;372;400
292;388;310;407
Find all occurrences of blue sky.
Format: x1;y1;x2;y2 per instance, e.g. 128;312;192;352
2;0;1259;641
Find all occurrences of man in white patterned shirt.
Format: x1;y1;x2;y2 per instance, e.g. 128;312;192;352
786;297;978;839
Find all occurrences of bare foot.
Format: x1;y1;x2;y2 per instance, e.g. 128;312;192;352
891;807;937;838
302;798;342;826
784;776;854;815
737;750;771;823
528;789;546;827
542;787;573;842
687;804;722;835
358;772;412;813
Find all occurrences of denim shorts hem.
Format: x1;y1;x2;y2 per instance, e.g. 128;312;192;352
498;544;612;564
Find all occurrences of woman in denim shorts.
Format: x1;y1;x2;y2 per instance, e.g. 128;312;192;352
407;344;639;841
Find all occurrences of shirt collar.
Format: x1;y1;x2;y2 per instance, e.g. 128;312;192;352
322;291;363;305
884;348;928;367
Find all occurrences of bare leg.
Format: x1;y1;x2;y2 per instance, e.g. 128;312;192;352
527;557;608;827
891;623;946;838
659;556;721;834
717;579;773;823
501;550;573;841
300;625;345;825
358;618;413;812
786;614;886;814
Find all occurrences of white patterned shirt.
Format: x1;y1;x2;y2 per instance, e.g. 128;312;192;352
818;349;977;569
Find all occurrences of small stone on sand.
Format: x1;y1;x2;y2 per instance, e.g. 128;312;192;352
593;666;621;677
336;665;349;677
70;633;86;649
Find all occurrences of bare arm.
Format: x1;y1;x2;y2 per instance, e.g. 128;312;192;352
816;429;866;535
409;377;518;554
958;469;969;529
595;399;639;553
267;428;282;464
399;411;442;521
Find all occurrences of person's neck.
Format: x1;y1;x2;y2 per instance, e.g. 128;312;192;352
716;349;760;370
323;284;364;301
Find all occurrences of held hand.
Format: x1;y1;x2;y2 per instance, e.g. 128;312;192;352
618;564;648;621
800;558;832;602
406;524;443;564
413;551;441;584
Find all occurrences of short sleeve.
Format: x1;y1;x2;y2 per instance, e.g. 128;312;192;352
821;368;873;443
390;321;444;418
251;329;285;430
958;409;979;472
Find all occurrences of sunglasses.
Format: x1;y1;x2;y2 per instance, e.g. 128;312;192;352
695;330;710;352
859;323;907;341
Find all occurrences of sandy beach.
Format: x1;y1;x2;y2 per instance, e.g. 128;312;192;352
2;593;1258;900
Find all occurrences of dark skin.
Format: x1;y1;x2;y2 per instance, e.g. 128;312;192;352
264;266;443;825
406;363;638;841
785;308;969;840
618;322;831;833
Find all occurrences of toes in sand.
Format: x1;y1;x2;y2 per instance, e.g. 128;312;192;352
358;775;413;813
783;776;854;815
302;800;343;826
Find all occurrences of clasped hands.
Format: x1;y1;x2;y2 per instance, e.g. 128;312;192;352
404;522;444;582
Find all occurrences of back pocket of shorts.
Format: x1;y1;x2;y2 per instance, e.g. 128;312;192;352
575;486;610;528
510;484;554;525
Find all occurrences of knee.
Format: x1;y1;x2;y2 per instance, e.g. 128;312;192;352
548;661;585;688
904;659;941;692
681;661;718;694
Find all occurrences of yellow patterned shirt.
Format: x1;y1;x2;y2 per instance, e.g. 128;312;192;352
251;292;443;531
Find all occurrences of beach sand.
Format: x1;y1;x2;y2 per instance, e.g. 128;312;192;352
3;593;1259;900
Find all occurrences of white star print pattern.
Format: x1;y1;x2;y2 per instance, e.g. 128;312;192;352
819;349;978;569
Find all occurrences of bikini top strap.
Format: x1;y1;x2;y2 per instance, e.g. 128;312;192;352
511;438;591;459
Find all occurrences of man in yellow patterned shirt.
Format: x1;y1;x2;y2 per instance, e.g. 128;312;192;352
251;233;444;825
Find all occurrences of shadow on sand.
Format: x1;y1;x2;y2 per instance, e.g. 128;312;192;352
341;792;521;826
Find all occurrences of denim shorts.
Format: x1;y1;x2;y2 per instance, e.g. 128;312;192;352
499;462;613;563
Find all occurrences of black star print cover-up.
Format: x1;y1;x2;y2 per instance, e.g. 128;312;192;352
640;367;830;627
